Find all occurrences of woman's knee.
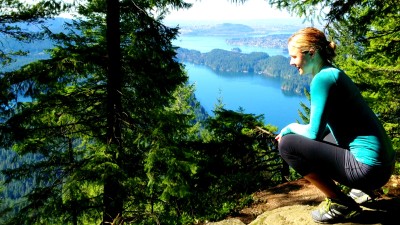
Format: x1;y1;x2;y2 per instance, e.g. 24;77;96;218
278;134;297;155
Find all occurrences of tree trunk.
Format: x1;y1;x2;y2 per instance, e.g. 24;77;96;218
103;0;123;223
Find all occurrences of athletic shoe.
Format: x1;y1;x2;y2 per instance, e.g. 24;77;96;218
311;198;362;224
348;189;378;204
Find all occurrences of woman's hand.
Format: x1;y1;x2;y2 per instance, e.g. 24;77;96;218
275;133;282;143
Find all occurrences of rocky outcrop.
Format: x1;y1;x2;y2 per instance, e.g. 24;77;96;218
208;198;400;225
206;176;400;225
206;218;246;225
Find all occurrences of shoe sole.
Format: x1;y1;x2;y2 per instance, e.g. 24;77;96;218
312;210;362;224
348;192;374;204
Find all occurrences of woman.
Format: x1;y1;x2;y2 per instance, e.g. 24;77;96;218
275;27;395;223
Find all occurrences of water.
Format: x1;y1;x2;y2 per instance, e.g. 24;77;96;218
185;63;308;130
173;35;287;56
175;34;308;130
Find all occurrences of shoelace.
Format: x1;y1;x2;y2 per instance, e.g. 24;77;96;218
322;198;332;212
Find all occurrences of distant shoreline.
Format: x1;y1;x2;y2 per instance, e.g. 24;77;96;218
164;18;309;27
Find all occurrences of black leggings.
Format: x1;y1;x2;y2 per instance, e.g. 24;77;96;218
278;134;393;191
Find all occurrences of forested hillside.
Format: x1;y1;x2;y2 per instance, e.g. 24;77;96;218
176;48;311;95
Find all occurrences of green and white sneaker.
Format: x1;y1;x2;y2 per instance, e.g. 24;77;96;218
348;189;379;204
311;198;362;224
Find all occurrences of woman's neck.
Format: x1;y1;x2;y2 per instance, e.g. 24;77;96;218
312;58;328;76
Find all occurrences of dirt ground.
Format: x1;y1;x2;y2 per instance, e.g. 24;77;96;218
206;175;400;225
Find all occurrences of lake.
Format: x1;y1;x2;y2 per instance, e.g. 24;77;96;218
174;33;309;129
173;34;308;130
185;63;307;130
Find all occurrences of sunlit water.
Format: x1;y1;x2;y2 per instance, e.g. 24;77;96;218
174;34;308;130
185;63;308;130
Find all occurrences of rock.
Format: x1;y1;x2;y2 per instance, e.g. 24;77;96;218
248;205;315;225
247;197;400;225
206;218;246;225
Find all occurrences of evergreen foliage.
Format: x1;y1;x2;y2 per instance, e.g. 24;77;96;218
184;108;282;222
0;0;190;223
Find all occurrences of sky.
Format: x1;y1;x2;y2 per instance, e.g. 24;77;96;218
56;0;305;25
164;0;300;23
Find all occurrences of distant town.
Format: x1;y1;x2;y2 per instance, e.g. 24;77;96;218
226;34;290;49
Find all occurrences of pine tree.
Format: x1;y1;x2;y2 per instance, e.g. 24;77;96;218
0;0;193;224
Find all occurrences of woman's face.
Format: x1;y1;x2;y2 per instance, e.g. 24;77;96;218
288;43;312;75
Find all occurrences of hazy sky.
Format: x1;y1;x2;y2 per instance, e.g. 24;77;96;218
164;0;298;22
57;0;303;24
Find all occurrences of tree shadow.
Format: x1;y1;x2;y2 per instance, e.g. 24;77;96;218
349;197;400;224
267;178;311;194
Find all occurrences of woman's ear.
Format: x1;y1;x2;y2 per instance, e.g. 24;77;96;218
309;49;315;56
